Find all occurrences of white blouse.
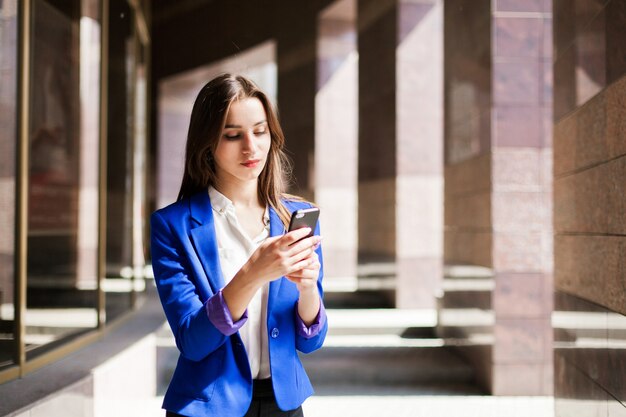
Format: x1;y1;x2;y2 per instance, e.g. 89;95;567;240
208;186;271;379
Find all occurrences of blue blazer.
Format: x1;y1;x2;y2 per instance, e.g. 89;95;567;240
150;191;327;417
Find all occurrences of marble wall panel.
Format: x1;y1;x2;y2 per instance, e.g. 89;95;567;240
492;149;542;191
444;0;492;163
493;106;543;147
494;17;543;59
605;0;626;84
605;75;626;160
494;61;541;105
492;363;548;395
494;272;548;318
495;0;550;13
555;235;625;316
358;178;396;259
553;113;577;176
278;45;316;195
492;231;544;271
444;229;492;267
554;163;611;234
444;191;491;230
444;153;491;196
396;257;442;308
607;157;626;235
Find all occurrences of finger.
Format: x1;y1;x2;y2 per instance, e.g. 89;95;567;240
286;235;322;257
288;257;315;274
282;227;312;245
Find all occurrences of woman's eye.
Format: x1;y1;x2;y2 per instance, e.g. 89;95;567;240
254;129;267;136
224;133;240;140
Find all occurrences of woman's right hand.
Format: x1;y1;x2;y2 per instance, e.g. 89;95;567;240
242;227;322;285
222;227;322;320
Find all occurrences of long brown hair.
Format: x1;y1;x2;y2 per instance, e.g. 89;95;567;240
177;73;297;227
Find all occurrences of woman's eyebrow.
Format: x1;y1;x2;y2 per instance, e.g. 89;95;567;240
224;120;267;129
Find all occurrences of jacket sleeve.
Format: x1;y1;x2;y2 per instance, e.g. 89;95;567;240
295;221;328;354
151;210;230;361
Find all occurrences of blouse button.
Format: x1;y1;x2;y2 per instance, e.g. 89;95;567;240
270;328;279;338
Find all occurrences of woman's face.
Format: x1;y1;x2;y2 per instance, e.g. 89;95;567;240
213;97;271;185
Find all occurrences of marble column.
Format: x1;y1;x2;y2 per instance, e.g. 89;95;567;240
358;0;444;308
443;0;553;395
315;0;358;289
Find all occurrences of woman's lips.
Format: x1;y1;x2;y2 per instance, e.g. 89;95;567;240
241;159;260;168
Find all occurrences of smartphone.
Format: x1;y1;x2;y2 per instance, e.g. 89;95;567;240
287;207;320;242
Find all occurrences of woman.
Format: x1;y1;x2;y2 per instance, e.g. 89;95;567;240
151;74;327;417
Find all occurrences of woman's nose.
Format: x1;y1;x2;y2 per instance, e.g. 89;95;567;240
242;131;256;154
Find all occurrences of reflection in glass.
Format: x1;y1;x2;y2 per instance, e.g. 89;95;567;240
105;0;135;322
553;291;626;413
26;0;100;356
0;0;18;369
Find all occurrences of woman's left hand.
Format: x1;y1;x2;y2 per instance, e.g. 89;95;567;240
285;250;320;294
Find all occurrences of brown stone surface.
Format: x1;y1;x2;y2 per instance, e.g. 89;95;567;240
554;163;611;234
358;179;396;259
555;234;626;316
608;157;626;235
444;154;491;196
444;191;491;230
553;112;577;176
606;75;626;159
444;229;492;267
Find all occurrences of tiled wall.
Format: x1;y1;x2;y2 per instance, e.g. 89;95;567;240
553;0;626;414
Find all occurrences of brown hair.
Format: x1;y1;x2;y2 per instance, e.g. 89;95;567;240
177;73;298;227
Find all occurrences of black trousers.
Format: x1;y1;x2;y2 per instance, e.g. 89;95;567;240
165;378;304;417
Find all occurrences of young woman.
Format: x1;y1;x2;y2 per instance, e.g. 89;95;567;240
151;74;327;417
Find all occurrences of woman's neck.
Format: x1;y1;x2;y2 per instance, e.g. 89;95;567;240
214;178;261;208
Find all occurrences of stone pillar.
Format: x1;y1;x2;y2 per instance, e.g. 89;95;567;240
358;0;444;308
358;0;397;270
490;0;553;396
315;0;358;289
396;0;444;308
277;13;317;199
443;0;553;395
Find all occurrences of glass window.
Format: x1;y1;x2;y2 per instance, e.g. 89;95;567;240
0;0;18;370
26;0;101;357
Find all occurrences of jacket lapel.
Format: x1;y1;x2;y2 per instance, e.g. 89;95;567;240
188;191;225;295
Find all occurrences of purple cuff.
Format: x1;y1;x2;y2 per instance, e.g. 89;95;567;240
206;290;248;336
295;301;327;339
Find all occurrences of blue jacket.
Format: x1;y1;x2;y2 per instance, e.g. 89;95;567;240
150;191;327;417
